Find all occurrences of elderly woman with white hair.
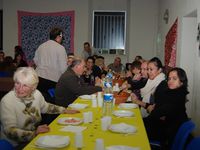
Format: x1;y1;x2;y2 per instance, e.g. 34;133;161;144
0;67;79;148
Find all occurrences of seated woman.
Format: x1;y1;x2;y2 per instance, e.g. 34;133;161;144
0;67;79;148
122;61;148;91
13;52;28;68
143;67;189;148
125;61;148;99
81;56;96;85
131;57;165;117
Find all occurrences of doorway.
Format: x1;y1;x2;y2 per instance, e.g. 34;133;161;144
180;10;200;135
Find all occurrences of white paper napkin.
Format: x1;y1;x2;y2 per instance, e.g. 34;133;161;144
109;123;137;133
106;145;140;150
79;95;92;100
113;110;134;117
60;125;87;132
68;103;88;109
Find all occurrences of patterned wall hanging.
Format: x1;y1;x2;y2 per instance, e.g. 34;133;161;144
18;11;74;63
164;18;178;68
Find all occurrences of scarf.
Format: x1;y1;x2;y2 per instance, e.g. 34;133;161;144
140;72;165;117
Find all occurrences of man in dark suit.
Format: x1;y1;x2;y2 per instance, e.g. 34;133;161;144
55;57;102;107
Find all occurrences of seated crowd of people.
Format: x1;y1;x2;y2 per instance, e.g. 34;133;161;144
0;46;28;77
0;44;190;149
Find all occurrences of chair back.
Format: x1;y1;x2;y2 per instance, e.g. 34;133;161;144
186;136;200;150
171;120;195;150
0;139;14;150
0;71;10;77
48;88;55;98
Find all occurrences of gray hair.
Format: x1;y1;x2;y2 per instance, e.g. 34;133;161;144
13;67;39;89
70;57;84;68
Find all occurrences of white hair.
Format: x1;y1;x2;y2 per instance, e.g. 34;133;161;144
13;67;39;89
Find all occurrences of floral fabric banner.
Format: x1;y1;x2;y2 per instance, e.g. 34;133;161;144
18;11;74;62
165;18;178;67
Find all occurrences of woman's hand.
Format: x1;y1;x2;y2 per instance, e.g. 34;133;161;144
147;104;155;113
121;82;128;90
121;81;130;90
131;93;146;107
131;93;141;105
133;73;142;81
130;93;138;101
126;71;133;78
63;109;80;114
36;124;50;135
95;77;102;86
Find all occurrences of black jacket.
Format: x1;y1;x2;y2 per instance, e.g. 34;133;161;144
55;67;102;107
150;80;188;122
144;80;189;146
126;77;148;90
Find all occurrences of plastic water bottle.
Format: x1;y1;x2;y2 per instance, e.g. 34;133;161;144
104;69;113;93
103;93;113;116
106;69;113;80
103;70;113;116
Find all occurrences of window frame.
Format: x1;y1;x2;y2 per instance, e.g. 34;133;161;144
92;10;127;55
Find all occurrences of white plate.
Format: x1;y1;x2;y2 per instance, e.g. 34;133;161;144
58;117;83;125
106;145;140;150
118;103;138;109
68;103;88;109
113;110;134;117
35;135;69;148
109;123;137;134
79;95;92;100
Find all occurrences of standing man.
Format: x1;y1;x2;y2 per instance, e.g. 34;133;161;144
81;42;98;60
55;57;102;107
34;27;67;102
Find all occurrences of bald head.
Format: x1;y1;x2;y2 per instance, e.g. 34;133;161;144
70;57;86;76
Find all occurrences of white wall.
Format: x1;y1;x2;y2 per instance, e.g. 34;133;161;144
0;0;2;9
180;17;196;117
129;0;159;61
3;0;89;58
2;0;159;66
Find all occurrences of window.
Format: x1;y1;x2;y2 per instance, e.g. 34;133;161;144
92;11;126;54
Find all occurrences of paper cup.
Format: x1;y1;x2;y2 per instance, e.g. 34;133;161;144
95;138;104;150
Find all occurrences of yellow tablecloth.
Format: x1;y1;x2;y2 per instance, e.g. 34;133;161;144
23;98;150;150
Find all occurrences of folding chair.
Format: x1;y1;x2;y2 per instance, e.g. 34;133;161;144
186;136;200;150
171;120;195;150
0;139;14;150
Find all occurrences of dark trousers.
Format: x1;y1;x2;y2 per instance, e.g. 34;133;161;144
37;77;58;125
37;77;56;103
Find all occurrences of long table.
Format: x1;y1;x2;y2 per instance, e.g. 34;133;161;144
23;98;151;150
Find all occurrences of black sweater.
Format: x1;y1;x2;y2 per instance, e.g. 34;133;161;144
144;80;189;146
55;67;102;107
150;80;188;122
